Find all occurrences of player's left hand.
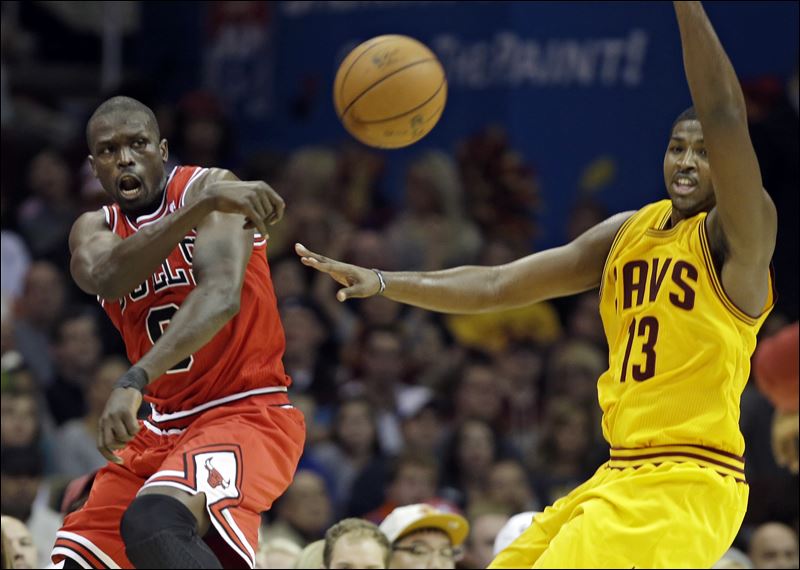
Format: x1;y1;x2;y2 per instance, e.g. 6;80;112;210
98;387;142;464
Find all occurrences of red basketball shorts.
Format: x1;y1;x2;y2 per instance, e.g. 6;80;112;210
50;390;305;569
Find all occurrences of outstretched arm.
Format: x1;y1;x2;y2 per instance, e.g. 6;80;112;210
69;168;284;300
97;210;255;463
296;211;633;314
674;1;776;314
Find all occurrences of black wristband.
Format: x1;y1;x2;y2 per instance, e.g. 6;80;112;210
114;366;149;393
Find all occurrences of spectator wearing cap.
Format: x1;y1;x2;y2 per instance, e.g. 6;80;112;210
379;503;469;569
323;518;390;569
491;511;538;560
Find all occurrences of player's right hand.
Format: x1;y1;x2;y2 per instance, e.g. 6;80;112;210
295;243;382;301
203;180;286;238
98;387;142;464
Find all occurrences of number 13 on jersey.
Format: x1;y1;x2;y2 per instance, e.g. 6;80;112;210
620;316;660;382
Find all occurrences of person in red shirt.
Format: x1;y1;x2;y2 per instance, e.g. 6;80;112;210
754;321;799;474
50;96;305;569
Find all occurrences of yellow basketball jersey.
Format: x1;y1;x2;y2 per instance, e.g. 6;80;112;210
597;199;775;458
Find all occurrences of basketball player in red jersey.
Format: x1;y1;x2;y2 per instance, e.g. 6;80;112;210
49;96;305;569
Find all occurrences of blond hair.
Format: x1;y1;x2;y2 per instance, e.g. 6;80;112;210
323;518;390;568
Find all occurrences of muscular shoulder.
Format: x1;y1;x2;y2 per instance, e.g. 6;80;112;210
198;167;239;186
69;210;109;249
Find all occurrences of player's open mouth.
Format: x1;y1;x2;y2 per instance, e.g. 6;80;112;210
672;175;697;196
118;174;143;199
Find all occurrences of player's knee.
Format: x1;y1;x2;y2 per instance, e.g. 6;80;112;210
120;494;197;546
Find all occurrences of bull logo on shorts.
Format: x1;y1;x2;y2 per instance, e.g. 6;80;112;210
204;457;230;489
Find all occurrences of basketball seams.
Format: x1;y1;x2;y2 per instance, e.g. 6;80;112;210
336;36;400;115
340;58;437;120
334;35;446;148
354;78;447;124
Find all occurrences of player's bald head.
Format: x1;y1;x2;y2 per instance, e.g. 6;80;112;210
86;96;160;150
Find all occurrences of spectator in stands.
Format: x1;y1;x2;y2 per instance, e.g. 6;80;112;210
386;151;482;271
16;149;78;265
564;291;606;349
266;147;349;259
52;356;128;477
341;324;432;456
271;256;312;303
360;453;441;524
264;470;333;549
310;397;387;517
485;459;540;515
172;90;233;168
12;262;65;388
279;297;338;405
452;356;505;432
0;447;61;567
461;503;511;569
405;316;463;393
456;126;540;252
747;522;799;569
491;511;537;560
1;194;31;304
1;515;37;569
255;537;302;569
44;307;102;426
527;398;599;505
493;342;546;457
294;539;325;570
713;547;755;569
379;503;469;570
399;398;446;459
0;385;40;449
323;518;390;569
440;419;508;510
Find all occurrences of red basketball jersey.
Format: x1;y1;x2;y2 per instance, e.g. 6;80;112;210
99;166;291;414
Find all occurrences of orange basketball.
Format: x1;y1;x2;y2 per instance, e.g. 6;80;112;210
333;35;447;149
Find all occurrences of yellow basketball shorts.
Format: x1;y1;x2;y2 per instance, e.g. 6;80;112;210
489;454;748;569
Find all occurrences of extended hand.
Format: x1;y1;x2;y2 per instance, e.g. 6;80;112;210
295;243;381;301
98;387;142;464
203;180;286;237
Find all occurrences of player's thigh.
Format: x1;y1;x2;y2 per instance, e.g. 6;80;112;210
534;465;748;569
140;400;306;567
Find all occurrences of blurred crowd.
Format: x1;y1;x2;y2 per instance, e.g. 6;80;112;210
1;2;798;569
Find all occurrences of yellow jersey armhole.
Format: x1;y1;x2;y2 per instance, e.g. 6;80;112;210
599;212;638;302
697;219;774;325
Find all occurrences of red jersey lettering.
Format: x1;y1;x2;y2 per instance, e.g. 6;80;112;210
98;166;290;414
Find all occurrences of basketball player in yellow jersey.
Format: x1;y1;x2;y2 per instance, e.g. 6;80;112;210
296;2;776;567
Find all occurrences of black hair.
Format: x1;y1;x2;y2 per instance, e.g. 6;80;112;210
86;96;160;149
671;106;699;130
